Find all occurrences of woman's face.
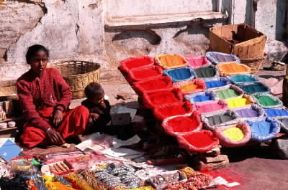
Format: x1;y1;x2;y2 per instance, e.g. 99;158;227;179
29;50;48;75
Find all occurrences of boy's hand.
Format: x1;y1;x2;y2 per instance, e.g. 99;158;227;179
90;113;100;122
46;128;65;145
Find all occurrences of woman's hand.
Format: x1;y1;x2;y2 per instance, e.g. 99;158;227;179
46;128;65;145
53;109;63;126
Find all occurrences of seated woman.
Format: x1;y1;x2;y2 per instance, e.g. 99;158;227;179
17;44;89;148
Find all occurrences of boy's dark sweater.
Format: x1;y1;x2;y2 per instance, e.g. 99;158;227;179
81;99;111;132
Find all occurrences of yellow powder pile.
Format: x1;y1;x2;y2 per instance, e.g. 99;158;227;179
223;127;244;141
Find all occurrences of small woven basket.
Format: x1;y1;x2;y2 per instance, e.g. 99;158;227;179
53;60;100;99
240;57;264;73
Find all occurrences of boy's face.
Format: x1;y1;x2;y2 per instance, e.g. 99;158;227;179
90;94;105;105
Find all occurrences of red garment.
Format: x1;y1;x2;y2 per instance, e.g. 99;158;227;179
17;68;89;148
20;106;89;148
17;68;72;130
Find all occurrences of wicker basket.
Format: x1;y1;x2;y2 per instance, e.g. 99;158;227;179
240;57;264;73
0;80;17;97
53;60;100;99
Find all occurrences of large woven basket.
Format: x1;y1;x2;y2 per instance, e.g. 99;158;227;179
53;60;100;99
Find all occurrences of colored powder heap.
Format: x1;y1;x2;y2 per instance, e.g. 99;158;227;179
230;75;257;83
240;83;268;94
206;79;228;89
216;88;239;99
166;68;194;81
159;55;186;68
207;113;235;126
193;94;213;102
183;132;215;147
250;121;274;136
223;127;244;141
179;83;201;93
226;97;251;109
236;108;258;118
133;67;161;80
194;66;216;78
148;91;180;105
255;95;279;107
168;117;199;133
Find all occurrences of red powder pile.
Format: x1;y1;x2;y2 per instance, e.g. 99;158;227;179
145;90;182;108
120;56;154;71
167;115;200;133
130;66;162;81
182;132;216;147
154;103;192;120
134;77;172;93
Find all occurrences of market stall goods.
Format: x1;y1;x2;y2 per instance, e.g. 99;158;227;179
205;78;230;90
163;67;196;82
234;104;265;120
202;110;239;130
186;55;211;68
185;91;216;103
215;122;251;147
217;62;251;76
194;66;218;79
229;74;258;85
247;118;281;142
214;85;244;100
239;82;270;95
127;65;163;82
162;112;202;136
156;54;188;69
225;95;254;109
253;93;282;108
177;130;219;153
173;79;206;94
276;118;288;133
142;88;183;109
264;108;288;118
194;100;228;115
119;56;154;74
133;76;173;95
147;171;186;189
206;51;240;64
153;101;193;121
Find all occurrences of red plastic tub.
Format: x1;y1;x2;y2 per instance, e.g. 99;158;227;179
162;112;202;136
133;76;173;95
119;56;154;73
142;88;183;109
153;101;193;121
177;130;219;153
127;65;163;82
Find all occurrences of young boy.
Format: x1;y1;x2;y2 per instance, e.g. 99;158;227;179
82;82;111;134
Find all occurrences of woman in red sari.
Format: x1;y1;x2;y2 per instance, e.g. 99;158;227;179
17;44;89;148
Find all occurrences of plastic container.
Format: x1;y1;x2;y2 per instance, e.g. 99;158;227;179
177;130;219;153
164;67;196;82
162;112;202;136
